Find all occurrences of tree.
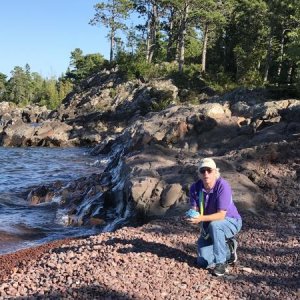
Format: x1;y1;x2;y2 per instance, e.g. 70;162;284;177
272;0;300;84
0;66;73;109
160;2;177;61
30;72;45;104
133;0;163;63
6;66;29;105
177;0;190;72
223;0;269;84
66;48;105;83
57;76;73;102
126;24;139;54
0;73;7;102
286;1;300;85
90;0;133;62
193;0;227;73
163;0;193;72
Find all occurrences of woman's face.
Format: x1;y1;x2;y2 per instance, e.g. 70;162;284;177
199;167;217;187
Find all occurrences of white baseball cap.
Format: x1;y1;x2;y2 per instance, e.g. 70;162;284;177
198;158;217;170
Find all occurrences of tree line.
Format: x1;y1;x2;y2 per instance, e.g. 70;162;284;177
1;0;299;109
0;49;105;109
90;0;300;87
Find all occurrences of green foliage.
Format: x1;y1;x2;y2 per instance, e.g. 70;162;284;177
0;72;7;101
116;51;178;81
66;48;106;83
170;63;203;89
1;65;73;109
138;87;175;114
3;0;300;106
286;3;300;91
109;88;117;98
151;97;173;111
5;66;30;106
90;0;133;61
185;33;202;61
149;88;175;111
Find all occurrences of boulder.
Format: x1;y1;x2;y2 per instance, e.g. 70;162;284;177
1;120;36;146
160;184;183;208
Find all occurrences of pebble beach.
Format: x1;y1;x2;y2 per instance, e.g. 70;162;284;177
0;210;299;300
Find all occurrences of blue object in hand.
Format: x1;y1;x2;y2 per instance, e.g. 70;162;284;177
185;209;200;219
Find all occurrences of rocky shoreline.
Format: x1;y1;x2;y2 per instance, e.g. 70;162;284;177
0;210;299;299
0;71;299;299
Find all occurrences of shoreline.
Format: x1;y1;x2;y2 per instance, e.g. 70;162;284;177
0;237;78;282
0;211;299;299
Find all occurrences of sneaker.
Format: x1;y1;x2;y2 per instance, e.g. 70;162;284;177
213;263;227;276
227;238;238;265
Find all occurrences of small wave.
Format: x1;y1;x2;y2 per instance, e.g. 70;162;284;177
0;147;111;255
51;195;62;204
0;224;46;241
0;230;25;243
89;156;110;167
55;208;70;226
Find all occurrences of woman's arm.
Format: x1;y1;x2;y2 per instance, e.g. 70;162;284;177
188;210;226;224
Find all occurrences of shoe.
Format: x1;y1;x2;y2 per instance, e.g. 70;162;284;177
213;263;227;276
227;238;238;265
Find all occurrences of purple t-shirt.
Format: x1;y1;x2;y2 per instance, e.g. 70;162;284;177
189;177;241;220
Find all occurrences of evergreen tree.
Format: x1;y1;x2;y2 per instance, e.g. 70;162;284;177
224;0;269;84
6;66;29;105
1;66;73;109
133;0;163;63
193;0;227;73
0;73;7;102
66;48;105;83
90;0;133;62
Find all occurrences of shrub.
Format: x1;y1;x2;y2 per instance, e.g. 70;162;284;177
116;52;178;81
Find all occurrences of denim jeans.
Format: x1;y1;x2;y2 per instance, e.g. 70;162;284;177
197;217;242;267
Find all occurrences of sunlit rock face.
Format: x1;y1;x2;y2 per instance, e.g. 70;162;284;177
3;72;300;229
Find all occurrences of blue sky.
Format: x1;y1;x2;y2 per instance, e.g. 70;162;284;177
0;0;111;78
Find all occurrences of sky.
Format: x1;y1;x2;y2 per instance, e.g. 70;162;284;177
0;0;111;78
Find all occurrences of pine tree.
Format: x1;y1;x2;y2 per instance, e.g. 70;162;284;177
90;0;133;62
0;73;7;102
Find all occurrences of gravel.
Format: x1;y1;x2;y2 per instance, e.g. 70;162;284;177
0;210;299;300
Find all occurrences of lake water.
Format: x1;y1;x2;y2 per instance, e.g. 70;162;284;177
0;147;105;255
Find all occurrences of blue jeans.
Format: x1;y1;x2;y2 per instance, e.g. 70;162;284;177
197;217;242;267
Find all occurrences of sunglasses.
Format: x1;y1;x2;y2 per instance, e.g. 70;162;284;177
199;168;213;174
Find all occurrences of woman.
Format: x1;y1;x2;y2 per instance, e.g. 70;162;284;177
187;158;242;276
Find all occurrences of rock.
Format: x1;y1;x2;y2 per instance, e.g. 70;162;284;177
241;267;253;273
89;217;106;226
0;211;299;299
27;186;54;205
160;184;183;208
199;103;231;119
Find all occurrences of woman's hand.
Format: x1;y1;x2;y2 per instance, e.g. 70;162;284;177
187;210;226;224
187;215;204;224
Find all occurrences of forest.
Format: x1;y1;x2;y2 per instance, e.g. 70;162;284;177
1;0;299;109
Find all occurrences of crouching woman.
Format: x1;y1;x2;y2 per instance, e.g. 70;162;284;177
187;158;242;276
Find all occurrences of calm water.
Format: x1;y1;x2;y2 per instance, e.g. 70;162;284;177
0;147;105;255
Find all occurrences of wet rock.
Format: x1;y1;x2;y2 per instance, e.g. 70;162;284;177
89;217;106;226
27;186;54;205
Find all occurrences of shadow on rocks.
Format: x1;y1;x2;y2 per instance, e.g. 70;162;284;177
13;285;135;300
237;253;299;288
241;244;298;260
104;237;197;268
231;271;299;299
140;217;197;235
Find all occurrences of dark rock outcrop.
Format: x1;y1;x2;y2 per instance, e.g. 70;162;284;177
1;73;299;230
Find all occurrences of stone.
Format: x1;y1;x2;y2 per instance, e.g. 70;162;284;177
160;184;183;208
